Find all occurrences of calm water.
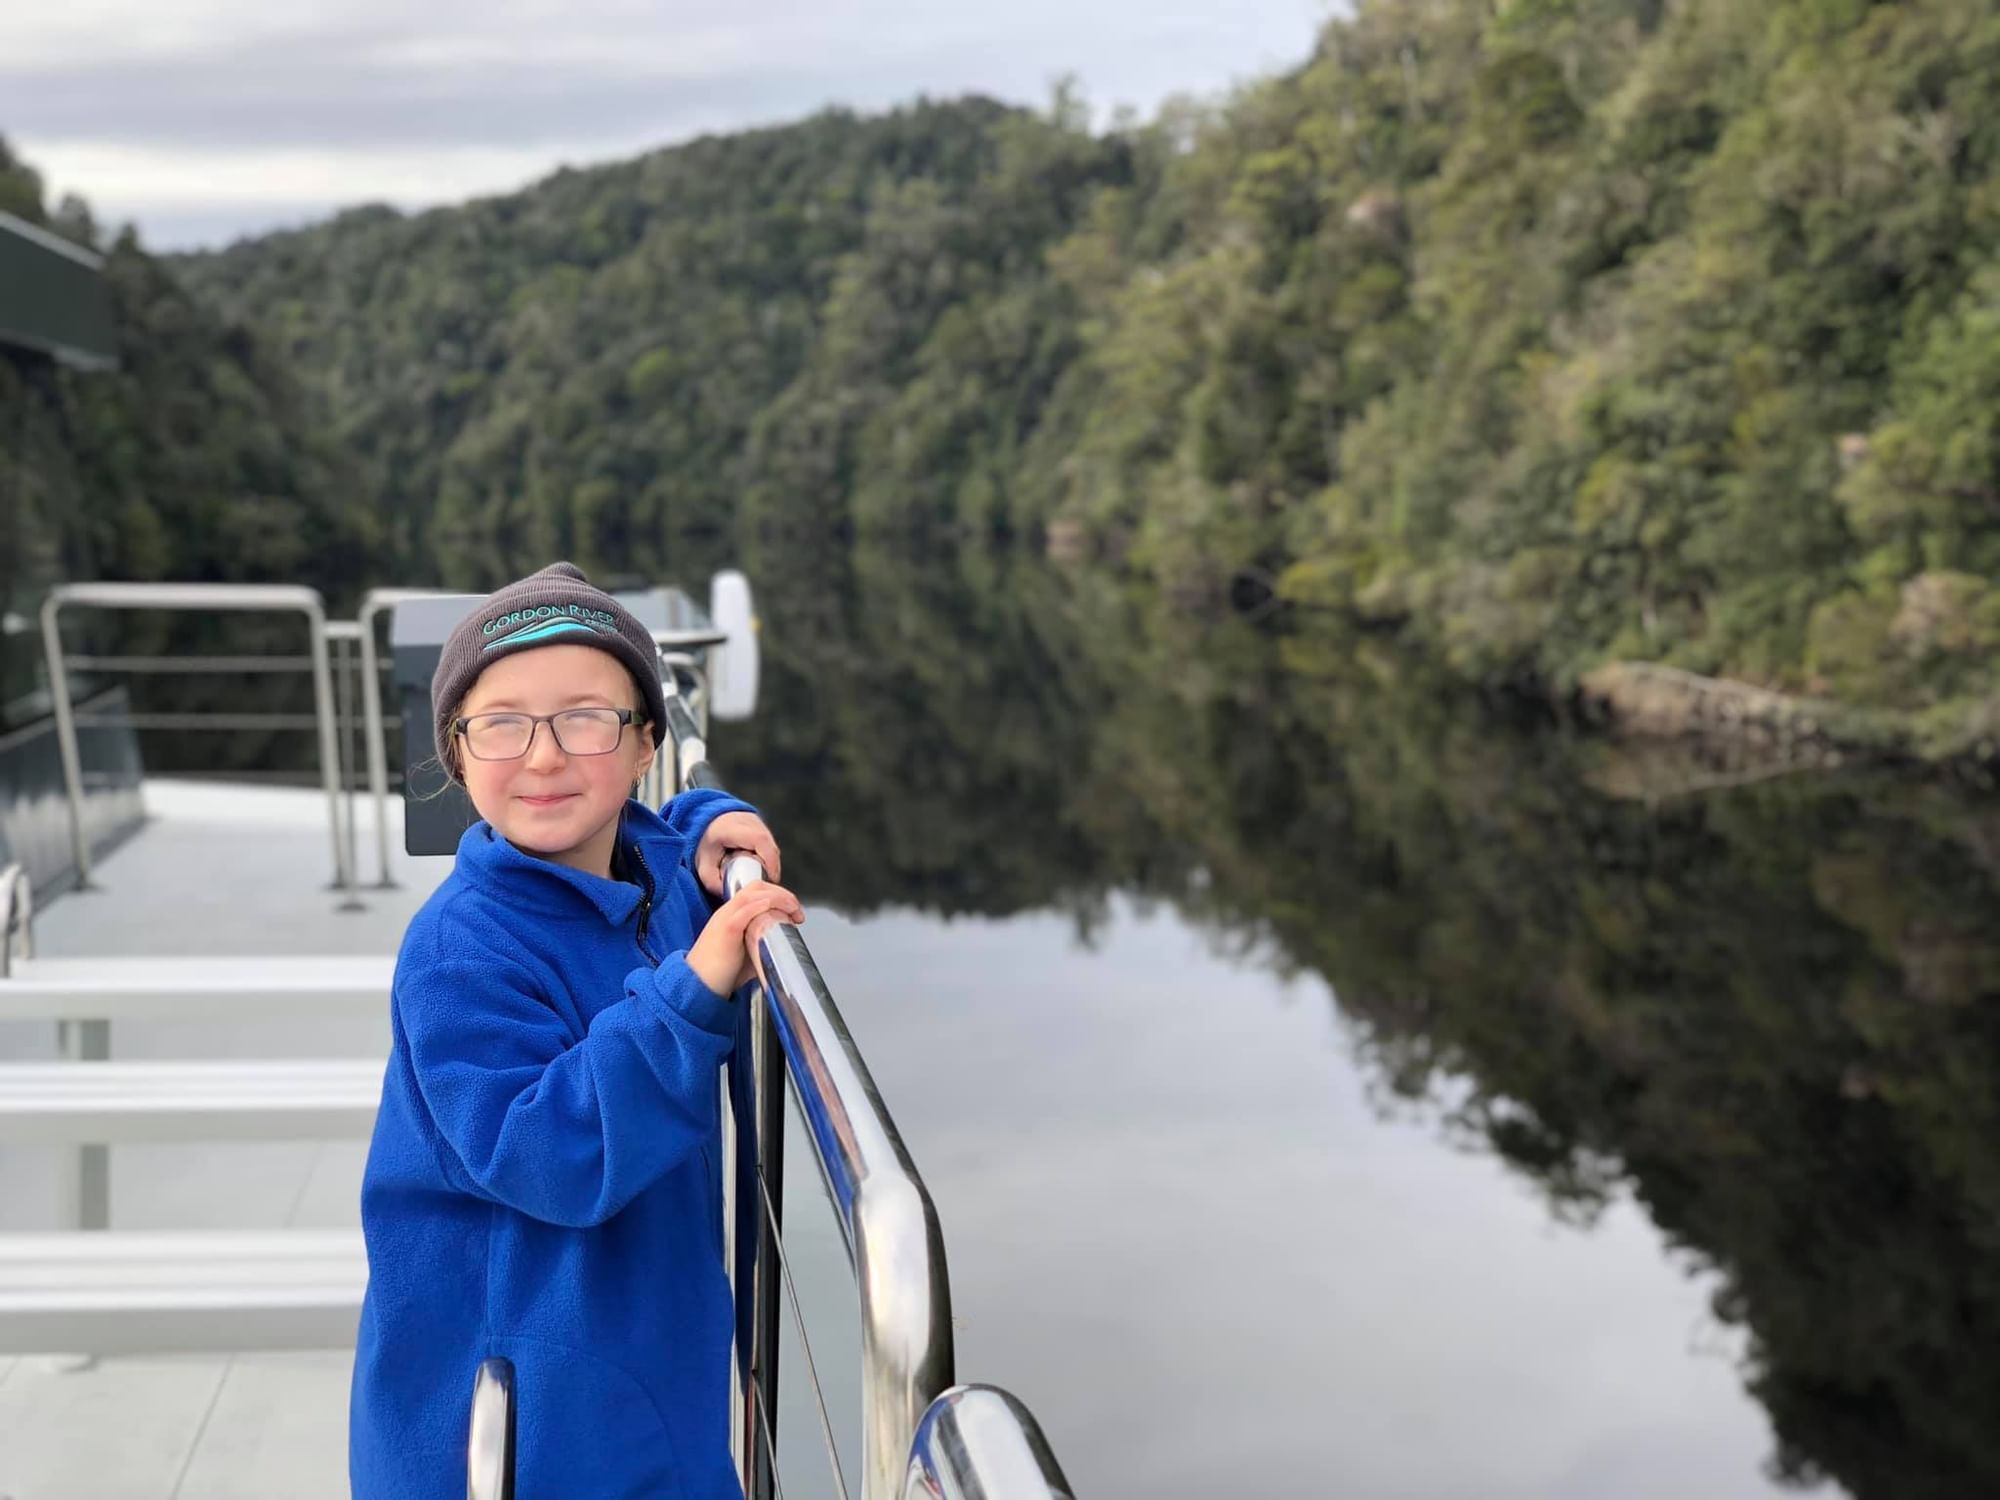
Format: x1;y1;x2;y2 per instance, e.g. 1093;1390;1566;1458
695;539;2000;1500
25;538;2000;1499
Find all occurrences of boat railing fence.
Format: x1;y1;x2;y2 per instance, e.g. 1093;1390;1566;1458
37;583;733;908
667;697;1074;1499
39;583;348;891
37;581;413;905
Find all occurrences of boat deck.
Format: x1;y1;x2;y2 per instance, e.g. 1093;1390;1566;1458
0;781;438;1499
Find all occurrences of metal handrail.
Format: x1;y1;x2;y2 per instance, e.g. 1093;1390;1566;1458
63;653;350;674
652;648;716;812
673;645;959;1500
721;843;954;1500
904;1386;1076;1500
327;621;366;913
0;863;32;978
66;711;400;733
38;582;353;897
466;1356;516;1500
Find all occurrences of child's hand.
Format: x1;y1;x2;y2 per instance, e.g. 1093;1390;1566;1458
686;880;805;997
695;812;781;898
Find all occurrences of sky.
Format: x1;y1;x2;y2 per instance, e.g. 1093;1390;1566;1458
1;1;1334;252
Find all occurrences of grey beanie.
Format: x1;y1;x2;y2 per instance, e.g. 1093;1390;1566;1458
432;561;666;777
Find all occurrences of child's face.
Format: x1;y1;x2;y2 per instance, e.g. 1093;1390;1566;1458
456;644;655;875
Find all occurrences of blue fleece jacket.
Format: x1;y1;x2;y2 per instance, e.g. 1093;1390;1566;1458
350;787;757;1500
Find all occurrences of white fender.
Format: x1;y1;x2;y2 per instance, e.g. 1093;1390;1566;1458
706;570;760;721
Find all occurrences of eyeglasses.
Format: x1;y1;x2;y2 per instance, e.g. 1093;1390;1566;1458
452;707;643;761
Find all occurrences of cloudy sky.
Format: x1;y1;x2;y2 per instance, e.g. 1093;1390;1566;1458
3;1;1332;251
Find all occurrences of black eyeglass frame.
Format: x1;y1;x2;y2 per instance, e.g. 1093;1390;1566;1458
451;706;646;761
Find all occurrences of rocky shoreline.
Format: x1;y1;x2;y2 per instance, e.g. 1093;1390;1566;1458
1575;662;2000;779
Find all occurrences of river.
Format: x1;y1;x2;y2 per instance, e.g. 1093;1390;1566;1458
662;536;2000;1500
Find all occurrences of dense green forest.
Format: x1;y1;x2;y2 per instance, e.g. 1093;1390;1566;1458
9;0;2000;737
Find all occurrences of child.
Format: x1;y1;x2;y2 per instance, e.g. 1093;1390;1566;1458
349;562;802;1498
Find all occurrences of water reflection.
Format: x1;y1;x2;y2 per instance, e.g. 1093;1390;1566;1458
800;899;1782;1499
705;534;1999;1500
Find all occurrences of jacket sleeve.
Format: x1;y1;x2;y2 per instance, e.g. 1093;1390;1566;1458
662;786;762;903
662;785;759;849
396;926;737;1229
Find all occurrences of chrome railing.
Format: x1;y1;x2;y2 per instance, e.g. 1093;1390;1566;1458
466;1357;517;1500
33;584;737;906
39;582;353;897
326;619;367;912
721;842;950;1500
904;1386;1075;1500
664;678;1076;1500
0;863;32;978
36;582;462;903
647;631;721;810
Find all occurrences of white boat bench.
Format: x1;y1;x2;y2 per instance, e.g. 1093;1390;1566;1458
0;945;388;1355
0;1058;383;1143
0;1230;367;1355
0;954;394;1021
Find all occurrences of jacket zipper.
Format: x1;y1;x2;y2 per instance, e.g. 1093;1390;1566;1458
629;840;660;964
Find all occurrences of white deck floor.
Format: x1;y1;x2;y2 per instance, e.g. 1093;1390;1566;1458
0;780;448;1499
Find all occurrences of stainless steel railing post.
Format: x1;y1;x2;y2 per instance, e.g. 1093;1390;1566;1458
0;864;31;977
301;593;353;901
747;924;786;1500
651;643;723;802
679;658;712;740
648;652;677;811
466;1356;517;1500
328;621;365;912
663;687;708;793
39;596;92;889
722;1065;744;1481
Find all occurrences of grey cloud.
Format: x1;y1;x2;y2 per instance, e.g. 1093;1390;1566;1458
3;9;1309;151
2;3;1322;247
12;63;804;153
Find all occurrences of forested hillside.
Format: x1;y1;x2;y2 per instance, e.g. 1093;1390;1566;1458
1014;0;2000;720
172;97;1130;585
14;0;2000;729
1;147;371;592
0;141;373;728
